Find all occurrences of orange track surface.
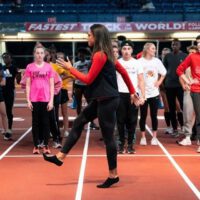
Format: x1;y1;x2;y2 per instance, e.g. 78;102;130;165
0;89;200;200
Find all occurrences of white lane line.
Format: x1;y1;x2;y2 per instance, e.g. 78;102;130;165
0;127;32;160
0;128;28;131
0;118;25;122
14;103;27;107
16;91;25;94
59;116;76;121
4;154;200;158
13;117;24;121
146;125;200;199
75;123;91;200
15;98;26;100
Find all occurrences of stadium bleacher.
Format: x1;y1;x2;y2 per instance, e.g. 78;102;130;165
0;0;199;22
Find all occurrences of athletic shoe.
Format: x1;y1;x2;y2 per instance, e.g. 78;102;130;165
38;141;44;149
64;130;69;137
197;146;200;153
90;122;100;130
127;145;136;154
33;147;40;154
171;130;179;137
43;146;51;154
178;138;191;146
140;137;147;145
151;137;158;145
4;132;12;140
7;129;12;134
197;140;200;146
165;127;173;134
52;141;62;149
118;144;125;154
49;132;53;138
190;134;197;141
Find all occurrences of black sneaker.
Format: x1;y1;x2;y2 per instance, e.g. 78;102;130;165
118;144;125;154
127;145;136;154
191;134;197;141
90;122;100;130
171;130;179;138
4;132;12;140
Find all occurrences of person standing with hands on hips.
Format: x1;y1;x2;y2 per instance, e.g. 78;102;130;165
43;24;141;188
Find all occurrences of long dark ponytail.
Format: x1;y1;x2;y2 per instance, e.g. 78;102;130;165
90;24;115;64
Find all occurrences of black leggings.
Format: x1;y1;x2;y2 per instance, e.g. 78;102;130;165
139;96;159;131
61;97;119;170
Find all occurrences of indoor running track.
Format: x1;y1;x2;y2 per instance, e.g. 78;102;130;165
0;90;200;200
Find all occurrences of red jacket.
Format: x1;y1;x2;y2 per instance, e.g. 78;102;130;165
176;52;200;92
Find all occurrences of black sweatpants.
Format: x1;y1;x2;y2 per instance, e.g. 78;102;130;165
32;102;50;147
165;87;183;130
139;96;159;131
117;93;138;145
61;97;119;170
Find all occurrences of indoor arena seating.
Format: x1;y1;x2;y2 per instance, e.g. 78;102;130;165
0;0;199;22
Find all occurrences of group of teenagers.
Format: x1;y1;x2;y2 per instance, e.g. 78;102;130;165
1;24;200;188
113;37;200;156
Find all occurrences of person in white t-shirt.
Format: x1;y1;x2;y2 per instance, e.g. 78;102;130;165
116;40;145;154
138;43;166;145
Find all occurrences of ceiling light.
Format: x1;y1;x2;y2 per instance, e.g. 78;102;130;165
171;32;200;39
17;33;32;38
116;32;146;39
59;33;88;39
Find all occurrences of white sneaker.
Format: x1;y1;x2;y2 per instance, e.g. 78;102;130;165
52;141;62;149
151;137;158;145
197;140;200;145
64;131;69;137
197;146;200;153
7;129;12;134
140;137;147;145
165;127;173;134
38;141;44;149
178;138;191;146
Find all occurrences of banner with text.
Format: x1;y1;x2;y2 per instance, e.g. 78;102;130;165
25;22;200;32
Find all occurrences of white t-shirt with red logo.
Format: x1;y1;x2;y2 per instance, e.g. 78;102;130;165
138;57;166;98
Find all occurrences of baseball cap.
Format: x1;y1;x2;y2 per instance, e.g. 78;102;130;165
121;40;134;49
